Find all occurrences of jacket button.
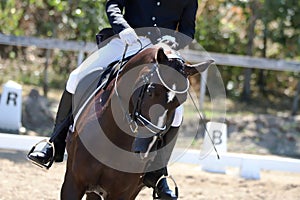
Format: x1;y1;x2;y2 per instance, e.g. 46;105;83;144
157;2;161;6
152;17;156;21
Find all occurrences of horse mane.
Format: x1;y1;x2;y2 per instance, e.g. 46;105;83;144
119;46;159;76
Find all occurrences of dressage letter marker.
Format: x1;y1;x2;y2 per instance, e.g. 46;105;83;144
0;80;22;132
6;92;18;106
201;122;227;174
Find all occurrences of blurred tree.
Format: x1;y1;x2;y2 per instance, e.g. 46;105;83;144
0;0;109;41
0;0;109;90
242;0;260;102
0;0;24;35
195;0;299;104
195;0;248;98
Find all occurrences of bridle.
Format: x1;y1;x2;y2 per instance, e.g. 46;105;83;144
114;59;190;137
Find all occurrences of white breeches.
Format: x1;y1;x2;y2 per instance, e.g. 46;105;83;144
66;37;183;127
66;37;152;94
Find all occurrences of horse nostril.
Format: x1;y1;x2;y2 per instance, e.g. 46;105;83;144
147;91;152;97
148;91;155;98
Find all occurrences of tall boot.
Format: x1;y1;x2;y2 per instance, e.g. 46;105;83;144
28;89;73;165
143;126;180;200
143;168;177;200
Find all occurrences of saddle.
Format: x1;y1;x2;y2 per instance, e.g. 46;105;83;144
96;28;115;49
97;53;135;91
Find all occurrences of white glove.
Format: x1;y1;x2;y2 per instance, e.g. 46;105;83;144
159;35;178;49
119;27;139;45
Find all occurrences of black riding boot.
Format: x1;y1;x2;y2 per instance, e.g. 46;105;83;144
143;126;180;199
143;168;177;200
28;90;73;165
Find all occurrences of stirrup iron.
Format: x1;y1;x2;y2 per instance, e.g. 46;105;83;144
27;139;55;170
152;175;179;200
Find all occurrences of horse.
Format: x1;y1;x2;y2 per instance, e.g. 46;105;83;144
61;44;213;200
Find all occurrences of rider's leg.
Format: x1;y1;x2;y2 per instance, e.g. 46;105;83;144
28;89;72;164
143;126;180;200
51;89;73;161
143;106;183;199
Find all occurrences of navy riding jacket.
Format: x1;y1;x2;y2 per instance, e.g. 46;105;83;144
106;0;198;47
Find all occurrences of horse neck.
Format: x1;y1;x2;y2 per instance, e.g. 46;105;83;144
94;86;134;151
119;47;157;76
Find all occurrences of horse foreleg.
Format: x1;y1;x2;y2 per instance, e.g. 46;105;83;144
61;170;85;200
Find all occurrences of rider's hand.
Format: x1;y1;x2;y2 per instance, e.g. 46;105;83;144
119;27;139;45
159;35;179;49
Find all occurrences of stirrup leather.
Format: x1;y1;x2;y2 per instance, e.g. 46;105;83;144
27;139;55;170
152;175;179;200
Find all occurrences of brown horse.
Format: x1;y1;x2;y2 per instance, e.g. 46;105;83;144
61;45;213;200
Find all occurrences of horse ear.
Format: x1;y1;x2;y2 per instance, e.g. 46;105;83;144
156;47;168;63
183;60;214;77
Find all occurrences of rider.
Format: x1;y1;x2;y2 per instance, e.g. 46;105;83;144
28;0;198;199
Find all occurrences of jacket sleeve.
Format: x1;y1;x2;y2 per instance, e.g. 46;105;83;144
178;0;198;39
175;0;198;49
106;0;131;34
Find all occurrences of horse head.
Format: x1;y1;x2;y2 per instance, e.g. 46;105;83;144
121;46;214;157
